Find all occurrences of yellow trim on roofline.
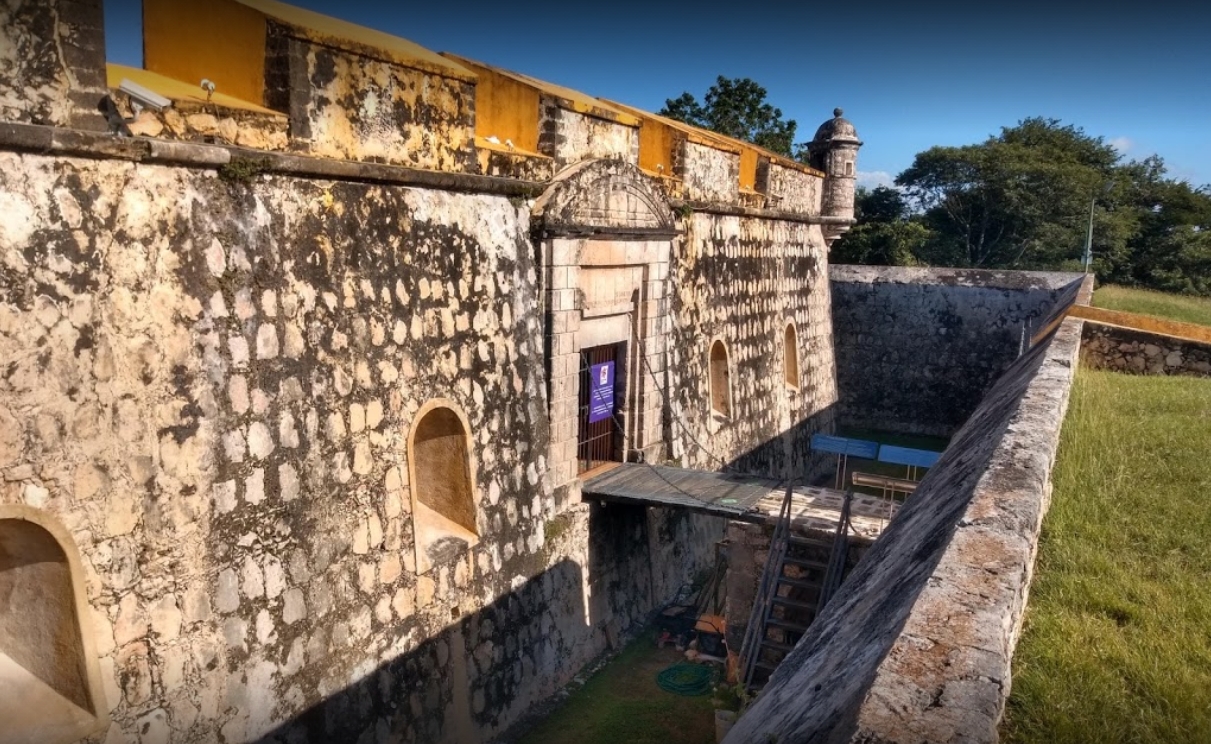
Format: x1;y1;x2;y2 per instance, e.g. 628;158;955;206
235;0;476;82
474;136;550;160
602;99;742;155
442;53;639;127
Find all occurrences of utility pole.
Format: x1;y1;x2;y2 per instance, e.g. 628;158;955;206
1083;195;1095;273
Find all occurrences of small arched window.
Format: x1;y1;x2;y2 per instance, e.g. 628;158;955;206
0;513;107;743
844;161;854;177
784;323;800;389
709;340;731;418
408;402;477;573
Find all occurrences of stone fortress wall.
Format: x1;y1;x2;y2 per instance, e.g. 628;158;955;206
830;265;1087;436
725;275;1091;744
0;1;861;742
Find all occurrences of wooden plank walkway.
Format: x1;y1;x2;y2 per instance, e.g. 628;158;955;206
582;464;896;541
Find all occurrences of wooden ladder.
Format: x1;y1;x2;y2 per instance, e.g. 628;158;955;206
739;486;854;690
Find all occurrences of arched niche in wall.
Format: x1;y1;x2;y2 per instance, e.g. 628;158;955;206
0;505;108;744
784;322;800;390
709;338;732;419
407;399;478;575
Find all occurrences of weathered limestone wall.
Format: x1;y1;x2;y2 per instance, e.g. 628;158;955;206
830;266;1084;436
265;29;476;172
1081;322;1211;377
538;103;638;169
0;0;107;132
724;309;1085;744
759;162;821;216
681;141;739;204
670;213;837;481
0;149;714;743
124;104;290;153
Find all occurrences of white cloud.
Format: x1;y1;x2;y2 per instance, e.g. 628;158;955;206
856;170;896;190
1109;136;1133;154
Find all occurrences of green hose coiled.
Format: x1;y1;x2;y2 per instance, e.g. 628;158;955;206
655;662;714;696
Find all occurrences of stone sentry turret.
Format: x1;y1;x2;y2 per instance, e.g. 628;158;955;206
808;108;862;244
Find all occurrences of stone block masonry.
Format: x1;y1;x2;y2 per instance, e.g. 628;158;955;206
0;150;719;743
669;213;838;482
1081;321;1211;377
830;266;1085;437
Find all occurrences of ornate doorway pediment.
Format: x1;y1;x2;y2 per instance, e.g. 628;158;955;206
532;159;678;239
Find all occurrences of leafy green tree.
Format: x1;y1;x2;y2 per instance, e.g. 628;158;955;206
660;76;799;157
896;118;1123;268
831;186;930;266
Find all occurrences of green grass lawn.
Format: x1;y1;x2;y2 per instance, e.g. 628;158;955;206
1092;284;1211;327
518;630;717;744
1001;370;1211;743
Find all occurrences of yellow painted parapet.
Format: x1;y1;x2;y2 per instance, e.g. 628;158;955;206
144;0;478;172
444;55;637;127
145;0;475;103
106;64;280;116
444;54;638;169
144;0;270;107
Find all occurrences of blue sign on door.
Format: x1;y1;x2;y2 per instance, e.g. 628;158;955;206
588;361;615;423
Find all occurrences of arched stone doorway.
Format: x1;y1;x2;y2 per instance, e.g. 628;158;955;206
531;159;678;499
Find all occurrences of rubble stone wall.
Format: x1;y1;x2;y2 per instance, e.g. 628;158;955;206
538;102;638;170
1081;322;1211;377
0;149;718;743
670;213;838;482
0;0;108;132
830;266;1085;436
266;28;477;173
680;141;739;204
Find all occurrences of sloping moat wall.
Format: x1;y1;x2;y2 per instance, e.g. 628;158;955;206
723;278;1088;744
830;266;1086;437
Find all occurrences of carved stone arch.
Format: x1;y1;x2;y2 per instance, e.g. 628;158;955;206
532;158;677;238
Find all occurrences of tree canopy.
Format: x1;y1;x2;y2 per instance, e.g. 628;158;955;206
660;76;800;157
659;76;1210;295
833;117;1211;295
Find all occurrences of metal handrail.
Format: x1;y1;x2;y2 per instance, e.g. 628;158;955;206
816;487;853;614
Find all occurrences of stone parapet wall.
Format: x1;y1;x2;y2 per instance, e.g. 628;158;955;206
123;103;290;153
274;33;477;172
538;103;638;170
724;315;1085;744
830;265;1085;436
1081;322;1211;377
681;141;739;204
760;162;821;216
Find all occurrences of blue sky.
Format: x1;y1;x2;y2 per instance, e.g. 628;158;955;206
104;0;1211;188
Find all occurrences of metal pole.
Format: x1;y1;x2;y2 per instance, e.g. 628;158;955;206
1083;195;1095;273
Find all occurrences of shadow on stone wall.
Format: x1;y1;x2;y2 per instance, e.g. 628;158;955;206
243;399;840;743
830;268;1085;438
247;497;714;744
714;403;840;486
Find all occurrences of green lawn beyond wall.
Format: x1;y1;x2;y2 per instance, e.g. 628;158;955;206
1093;284;1211;327
1002;370;1211;743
